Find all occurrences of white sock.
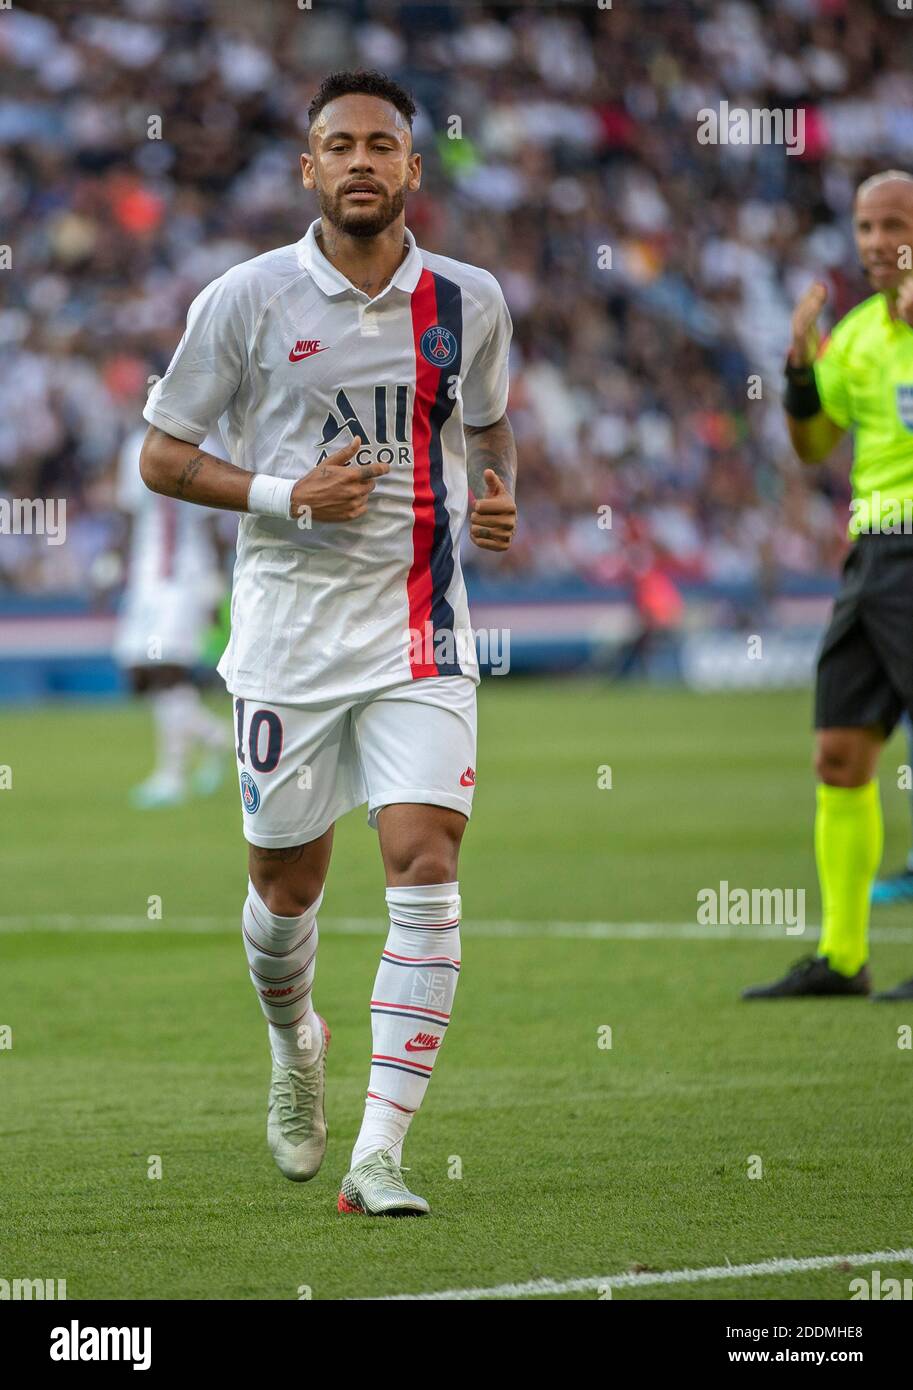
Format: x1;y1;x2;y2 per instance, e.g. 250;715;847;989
150;685;197;784
241;880;323;1067
188;698;230;751
351;881;461;1168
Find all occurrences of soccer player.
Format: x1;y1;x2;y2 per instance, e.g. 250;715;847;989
113;422;231;808
744;170;913;1003
870;716;913;902
138;71;517;1213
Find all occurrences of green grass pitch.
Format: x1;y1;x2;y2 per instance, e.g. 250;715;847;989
1;680;912;1300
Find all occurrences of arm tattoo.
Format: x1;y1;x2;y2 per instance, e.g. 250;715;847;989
464;414;517;497
174;453;205;498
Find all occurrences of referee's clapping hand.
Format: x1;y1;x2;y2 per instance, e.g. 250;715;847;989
290;437;389;522
896;276;913;327
789;281;828;366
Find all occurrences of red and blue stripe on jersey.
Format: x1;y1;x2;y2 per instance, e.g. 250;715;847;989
408;268;463;679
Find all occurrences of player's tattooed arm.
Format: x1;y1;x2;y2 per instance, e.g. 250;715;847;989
174;453;205;498
464;413;517;497
464;413;518;552
140;426;255;512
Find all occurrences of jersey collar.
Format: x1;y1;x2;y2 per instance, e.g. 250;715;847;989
296;218;423;301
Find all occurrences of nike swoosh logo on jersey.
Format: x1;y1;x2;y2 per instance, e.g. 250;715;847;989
404;1033;441;1053
288;339;329;362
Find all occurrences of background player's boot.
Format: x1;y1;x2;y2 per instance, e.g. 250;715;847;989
871;868;913;905
742;955;871;999
129;772;186;809
267;1015;329;1181
872;976;913;1002
337;1148;429;1216
191;748;229;798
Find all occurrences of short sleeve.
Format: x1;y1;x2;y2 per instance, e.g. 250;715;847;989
461;282;512;427
813;333;852;431
200;424;230;463
143;274;247;444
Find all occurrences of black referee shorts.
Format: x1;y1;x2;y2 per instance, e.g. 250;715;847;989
815;532;913;733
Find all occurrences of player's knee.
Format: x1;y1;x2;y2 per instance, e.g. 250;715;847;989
814;735;872;787
251;876;323;918
380;805;465;884
384;841;458;885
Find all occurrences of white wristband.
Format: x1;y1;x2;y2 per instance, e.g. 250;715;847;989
247;473;296;519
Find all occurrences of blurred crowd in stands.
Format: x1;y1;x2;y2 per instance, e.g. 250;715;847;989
2;0;912;596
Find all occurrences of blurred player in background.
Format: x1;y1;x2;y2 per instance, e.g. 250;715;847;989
138;71;516;1215
744;171;913;1003
610;520;684;680
871;715;913;902
114;422;232;808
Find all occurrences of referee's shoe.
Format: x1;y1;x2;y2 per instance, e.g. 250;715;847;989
742;955;871;999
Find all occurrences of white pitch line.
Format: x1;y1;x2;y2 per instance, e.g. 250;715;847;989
366;1247;913;1301
1;915;913;944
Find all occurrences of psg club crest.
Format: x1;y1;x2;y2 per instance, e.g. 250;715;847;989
420;325;458;368
240;771;260;814
897;385;913;432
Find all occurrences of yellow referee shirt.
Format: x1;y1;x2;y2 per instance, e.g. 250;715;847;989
814;293;913;534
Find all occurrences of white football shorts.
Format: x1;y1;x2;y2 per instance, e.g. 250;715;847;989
114;582;210;669
232;675;477;847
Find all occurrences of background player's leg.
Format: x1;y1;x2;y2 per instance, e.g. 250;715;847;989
899;714;913;868
872;714;913;902
129;664;196;807
154;677;230;794
350;804;465;1168
186;690;232;797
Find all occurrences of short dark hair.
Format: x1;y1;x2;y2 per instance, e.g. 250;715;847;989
307;70;416;131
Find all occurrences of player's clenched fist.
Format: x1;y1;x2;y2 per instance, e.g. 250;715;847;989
290;437;389;522
789;281;828;367
470;468;517;551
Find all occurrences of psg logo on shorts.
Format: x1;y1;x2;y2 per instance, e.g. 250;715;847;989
240;771;260;814
420;325;458;368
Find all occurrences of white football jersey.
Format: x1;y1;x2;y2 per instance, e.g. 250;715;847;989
117;424;220;594
143;219;512;705
114;425;226;668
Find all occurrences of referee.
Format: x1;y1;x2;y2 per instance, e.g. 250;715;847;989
744;170;913;1002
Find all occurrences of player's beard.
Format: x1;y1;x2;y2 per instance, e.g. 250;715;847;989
320;181;408;239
